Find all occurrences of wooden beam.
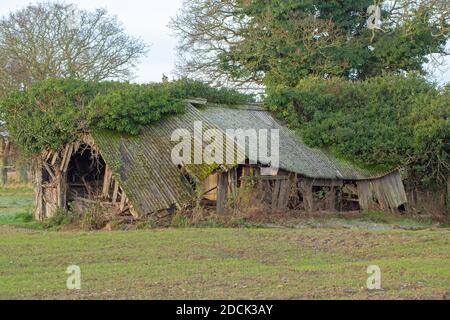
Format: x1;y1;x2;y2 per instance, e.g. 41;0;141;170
119;190;127;211
112;179;119;203
300;179;314;212
311;179;344;187
277;178;291;210
102;166;112;198
60;144;72;172
50;151;59;166
357;181;371;213
42;161;56;181
33;162;44;220
216;172;228;214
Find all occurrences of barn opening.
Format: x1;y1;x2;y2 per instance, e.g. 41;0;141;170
66;144;106;202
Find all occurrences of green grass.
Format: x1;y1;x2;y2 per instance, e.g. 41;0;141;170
0;186;33;195
0;186;37;229
0;188;448;300
0;226;449;300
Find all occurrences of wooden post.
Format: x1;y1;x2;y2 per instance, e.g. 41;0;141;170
216;172;228;214
357;181;370;213
277;178;291;210
328;187;337;212
33;160;44;220
271;180;281;211
300;178;314;212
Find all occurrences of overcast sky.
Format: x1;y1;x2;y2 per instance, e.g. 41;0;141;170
1;0;449;84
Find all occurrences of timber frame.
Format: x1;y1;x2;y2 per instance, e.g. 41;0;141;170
33;135;135;220
211;165;343;214
206;165;407;215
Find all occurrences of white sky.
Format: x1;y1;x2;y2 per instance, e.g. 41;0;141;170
0;0;449;84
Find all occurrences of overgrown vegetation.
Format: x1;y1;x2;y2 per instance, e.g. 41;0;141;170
43;208;76;229
171;0;449;87
266;75;449;187
0;78;252;155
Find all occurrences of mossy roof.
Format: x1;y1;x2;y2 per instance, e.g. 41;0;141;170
199;105;380;180
92;103;238;215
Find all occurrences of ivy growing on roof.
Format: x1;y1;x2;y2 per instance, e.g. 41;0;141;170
266;75;449;186
0;78;252;155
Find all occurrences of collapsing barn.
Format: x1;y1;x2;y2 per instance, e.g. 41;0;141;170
198;104;407;213
33;102;408;220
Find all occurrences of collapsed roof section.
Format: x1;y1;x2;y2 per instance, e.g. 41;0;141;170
92;103;242;215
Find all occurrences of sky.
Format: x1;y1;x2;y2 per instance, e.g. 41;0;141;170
0;0;449;85
0;0;184;83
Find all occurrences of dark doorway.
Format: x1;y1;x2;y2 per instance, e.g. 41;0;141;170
66;144;106;201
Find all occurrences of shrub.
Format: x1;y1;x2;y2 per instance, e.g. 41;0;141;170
44;208;76;229
266;75;449;187
80;204;109;230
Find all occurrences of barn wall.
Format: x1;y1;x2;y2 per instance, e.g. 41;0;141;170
215;165;345;213
201;174;218;201
357;171;407;212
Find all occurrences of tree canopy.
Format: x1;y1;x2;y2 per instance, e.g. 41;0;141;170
171;0;449;87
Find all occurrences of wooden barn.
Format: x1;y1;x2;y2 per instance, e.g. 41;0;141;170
32;101;408;220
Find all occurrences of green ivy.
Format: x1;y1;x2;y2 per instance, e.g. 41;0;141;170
0;78;253;155
266;75;449;186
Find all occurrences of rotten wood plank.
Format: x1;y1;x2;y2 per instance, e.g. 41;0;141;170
216;172;228;214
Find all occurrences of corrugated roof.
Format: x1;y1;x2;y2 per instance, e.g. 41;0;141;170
92;103;239;215
199;105;370;180
90;102;392;215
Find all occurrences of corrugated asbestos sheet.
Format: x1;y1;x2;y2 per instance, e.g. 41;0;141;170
199;106;371;180
92;103;238;215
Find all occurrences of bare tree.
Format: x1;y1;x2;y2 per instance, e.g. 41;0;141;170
0;1;148;96
169;0;255;88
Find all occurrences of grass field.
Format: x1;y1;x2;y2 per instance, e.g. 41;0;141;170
0;187;449;300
